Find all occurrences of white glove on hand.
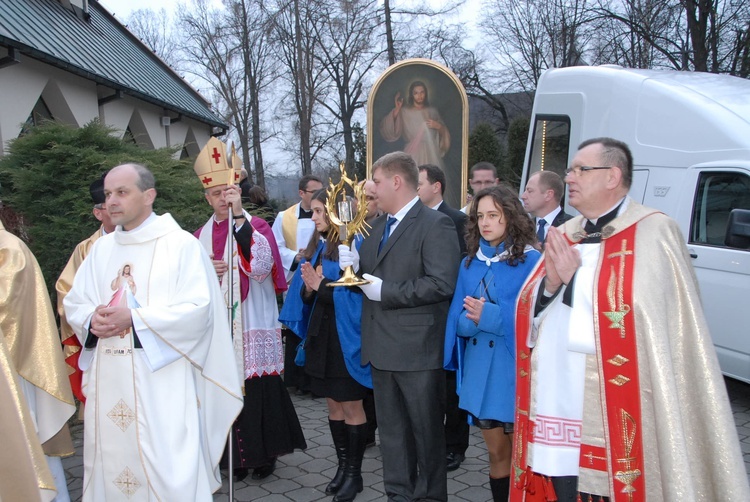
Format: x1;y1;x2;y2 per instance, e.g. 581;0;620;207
338;243;360;272
359;274;382;302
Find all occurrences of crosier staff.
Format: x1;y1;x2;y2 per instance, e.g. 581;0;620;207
226;164;237;500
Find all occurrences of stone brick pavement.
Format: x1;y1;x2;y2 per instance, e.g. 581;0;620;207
62;377;750;501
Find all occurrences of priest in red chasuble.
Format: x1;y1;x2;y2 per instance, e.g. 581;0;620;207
511;137;750;501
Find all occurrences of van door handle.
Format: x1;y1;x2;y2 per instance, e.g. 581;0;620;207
689;252;698;258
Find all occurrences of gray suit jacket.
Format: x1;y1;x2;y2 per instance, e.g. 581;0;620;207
360;200;460;371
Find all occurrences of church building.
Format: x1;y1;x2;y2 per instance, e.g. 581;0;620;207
0;0;227;157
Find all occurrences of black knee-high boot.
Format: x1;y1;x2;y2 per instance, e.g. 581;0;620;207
333;423;368;502
489;475;510;502
326;420;348;494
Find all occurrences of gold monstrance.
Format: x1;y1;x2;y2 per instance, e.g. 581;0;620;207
327;162;371;287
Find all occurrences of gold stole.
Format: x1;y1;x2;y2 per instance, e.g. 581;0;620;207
281;205;299;251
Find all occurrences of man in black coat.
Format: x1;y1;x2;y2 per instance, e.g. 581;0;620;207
521;171;573;246
417;163;470;472
418;164;467;256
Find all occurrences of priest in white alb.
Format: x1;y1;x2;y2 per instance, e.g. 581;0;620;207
56;177;115;406
63;162;243;501
511;138;750;501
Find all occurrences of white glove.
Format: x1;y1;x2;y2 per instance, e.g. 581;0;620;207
359;274;382;302
338;243;360;272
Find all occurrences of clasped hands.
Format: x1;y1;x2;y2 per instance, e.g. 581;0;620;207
300;262;323;292
463;296;485;325
544;227;581;294
338;243;382;301
90;305;133;339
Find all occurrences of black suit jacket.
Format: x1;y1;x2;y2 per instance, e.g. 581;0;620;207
359;200;460;371
551;209;573;228
437;201;467;256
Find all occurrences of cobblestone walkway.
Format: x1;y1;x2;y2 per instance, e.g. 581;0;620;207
61;377;750;501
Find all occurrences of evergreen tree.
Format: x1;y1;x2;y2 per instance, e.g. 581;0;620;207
504;117;530;188
0;120;208;298
468;123;505;189
352;122;367;181
468;123;504;170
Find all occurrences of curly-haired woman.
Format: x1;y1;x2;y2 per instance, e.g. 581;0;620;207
444;185;541;501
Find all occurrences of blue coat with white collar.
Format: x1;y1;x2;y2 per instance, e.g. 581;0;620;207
444;241;540;423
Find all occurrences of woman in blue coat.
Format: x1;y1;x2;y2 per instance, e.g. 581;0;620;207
279;189;372;502
444;185;541;502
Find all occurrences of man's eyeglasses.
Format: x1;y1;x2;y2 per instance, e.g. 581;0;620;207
94;203;105;210
565;166;613;176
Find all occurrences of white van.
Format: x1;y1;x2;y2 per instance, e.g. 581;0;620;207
520;65;750;383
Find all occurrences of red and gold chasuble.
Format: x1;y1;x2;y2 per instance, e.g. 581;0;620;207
512;224;645;502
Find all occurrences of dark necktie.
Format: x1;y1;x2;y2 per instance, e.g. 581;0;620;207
536;219;546;244
378;216;397;254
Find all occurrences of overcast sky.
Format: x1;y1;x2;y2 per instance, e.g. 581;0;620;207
97;0;483;179
98;0;481;35
98;0;180;18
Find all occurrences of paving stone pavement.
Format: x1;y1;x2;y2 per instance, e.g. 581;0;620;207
62;377;750;501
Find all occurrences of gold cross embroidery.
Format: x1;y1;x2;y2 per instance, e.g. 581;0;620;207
614;409;642;499
604;239;634;337
114;467;141;496
583;451;607;465
107;399;135;432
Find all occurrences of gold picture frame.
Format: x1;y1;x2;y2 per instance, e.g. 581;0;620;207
367;58;469;209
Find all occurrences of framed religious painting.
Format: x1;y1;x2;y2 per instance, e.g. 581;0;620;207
367;58;469;209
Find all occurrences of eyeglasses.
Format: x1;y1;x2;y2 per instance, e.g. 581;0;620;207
301;189;318;194
565;166;613;176
94;203;105;210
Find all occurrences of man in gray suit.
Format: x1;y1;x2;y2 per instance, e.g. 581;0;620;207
341;152;460;501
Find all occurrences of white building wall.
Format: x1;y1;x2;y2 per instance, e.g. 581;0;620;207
46;65;98;127
0;58;47;155
99;97;134;138
0;51;217;157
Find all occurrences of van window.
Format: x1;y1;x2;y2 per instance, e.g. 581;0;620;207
690;172;750;247
527;116;570;180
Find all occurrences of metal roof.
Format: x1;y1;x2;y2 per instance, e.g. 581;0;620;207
0;0;228;130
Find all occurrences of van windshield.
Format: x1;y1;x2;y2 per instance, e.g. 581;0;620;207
527;116;570;181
